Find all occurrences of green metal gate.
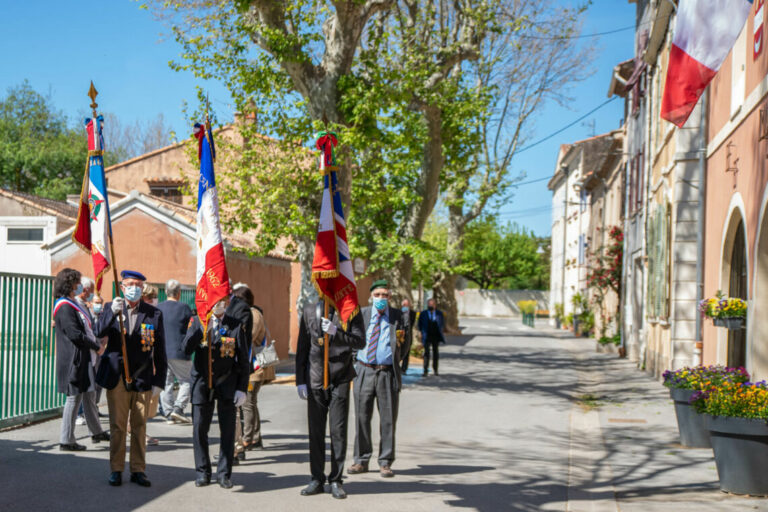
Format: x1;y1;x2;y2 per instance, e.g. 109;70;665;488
0;272;63;428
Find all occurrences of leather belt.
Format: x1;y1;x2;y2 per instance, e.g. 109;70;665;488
359;362;393;371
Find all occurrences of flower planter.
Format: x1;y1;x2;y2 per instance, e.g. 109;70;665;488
713;318;725;327
722;317;745;330
669;388;711;448
707;415;768;496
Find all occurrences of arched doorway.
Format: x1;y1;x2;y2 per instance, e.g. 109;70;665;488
728;219;747;368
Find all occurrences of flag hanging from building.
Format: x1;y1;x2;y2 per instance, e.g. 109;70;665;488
660;0;753;127
72;115;112;291
311;131;359;328
194;121;230;323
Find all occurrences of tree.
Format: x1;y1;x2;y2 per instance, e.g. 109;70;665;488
460;218;541;290
434;1;593;332
102;112;175;162
0;81;86;200
586;225;623;337
150;0;497;308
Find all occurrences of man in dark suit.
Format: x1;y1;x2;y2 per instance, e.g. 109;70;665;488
399;298;417;373
418;298;446;376
158;279;194;424
349;280;405;479
95;270;167;488
296;300;365;499
183;297;249;489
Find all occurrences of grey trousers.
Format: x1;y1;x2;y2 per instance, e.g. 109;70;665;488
353;364;399;467
242;381;263;444
161;358;192;414
60;391;103;444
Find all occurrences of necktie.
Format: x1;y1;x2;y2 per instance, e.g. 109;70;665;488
367;312;380;364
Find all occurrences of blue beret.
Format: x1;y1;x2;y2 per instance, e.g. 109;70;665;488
120;270;147;281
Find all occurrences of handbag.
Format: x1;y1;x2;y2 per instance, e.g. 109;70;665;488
256;340;280;368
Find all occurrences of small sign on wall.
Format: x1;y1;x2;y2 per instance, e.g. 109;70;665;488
756;0;765;60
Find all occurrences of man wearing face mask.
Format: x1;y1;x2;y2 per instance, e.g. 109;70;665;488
349;280;405;479
95;270;167;488
295;299;365;499
418;298;446;377
183;297;249;489
399;299;417;373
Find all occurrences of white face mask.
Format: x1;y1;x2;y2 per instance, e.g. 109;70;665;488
212;301;227;317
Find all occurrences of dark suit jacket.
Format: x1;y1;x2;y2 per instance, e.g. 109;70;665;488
157;300;193;361
418;308;446;343
295;301;366;390
358;306;406;391
54;300;101;395
402;308;417;353
183;314;249;404
95;300;168;392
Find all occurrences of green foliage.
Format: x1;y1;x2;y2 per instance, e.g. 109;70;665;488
564;313;573;329
0;81;87;200
517;300;537;316
598;334;621;346
554;303;564;322
460;217;546;289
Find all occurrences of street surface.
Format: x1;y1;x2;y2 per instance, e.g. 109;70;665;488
1;318;767;511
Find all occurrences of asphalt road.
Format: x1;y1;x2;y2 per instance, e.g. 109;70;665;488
1;318;766;511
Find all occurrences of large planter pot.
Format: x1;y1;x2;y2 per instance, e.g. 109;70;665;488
713;317;725;327
722;317;745;330
669;388;711;448
708;415;768;496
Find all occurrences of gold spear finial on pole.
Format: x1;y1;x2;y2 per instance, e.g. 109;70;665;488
88;81;99;117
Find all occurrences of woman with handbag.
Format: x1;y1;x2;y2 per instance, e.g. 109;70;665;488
54;268;110;451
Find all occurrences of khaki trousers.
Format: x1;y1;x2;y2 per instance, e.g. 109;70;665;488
107;381;150;473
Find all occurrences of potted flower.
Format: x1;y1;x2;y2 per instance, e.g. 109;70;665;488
662;365;749;448
698;295;724;326
717;296;747;330
692;380;768;496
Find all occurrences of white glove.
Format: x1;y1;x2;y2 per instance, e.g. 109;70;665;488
152;386;163;397
111;297;126;315
297;384;308;400
321;317;337;336
234;390;246;407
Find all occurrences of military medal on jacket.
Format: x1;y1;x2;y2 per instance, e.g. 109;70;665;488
140;323;155;352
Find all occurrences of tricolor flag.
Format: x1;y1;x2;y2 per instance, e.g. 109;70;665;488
661;0;753;127
194;122;231;323
72;115;112;291
311;132;359;327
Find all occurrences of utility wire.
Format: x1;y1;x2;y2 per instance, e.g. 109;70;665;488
511;176;551;187
518;25;634;40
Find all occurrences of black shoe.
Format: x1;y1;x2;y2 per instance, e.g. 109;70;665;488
108;472;122;486
195;475;211;487
236;451;246;461
218;475;234;489
423;370;428;376
130;472;151;487
330;482;347;499
246;440;263;450
434;370;439;376
91;431;110;443
301;480;324;496
59;442;87;451
98;411;108;418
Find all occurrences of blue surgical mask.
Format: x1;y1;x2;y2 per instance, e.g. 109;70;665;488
373;298;388;311
74;284;83;296
87;293;94;302
93;303;103;314
401;306;409;313
123;285;142;302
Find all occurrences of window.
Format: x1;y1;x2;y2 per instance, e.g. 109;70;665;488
580;188;587;212
149;185;182;204
628;151;644;215
578;234;585;265
7;228;44;242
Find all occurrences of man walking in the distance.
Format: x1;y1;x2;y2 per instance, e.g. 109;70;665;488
418;298;446;377
158;279;194;424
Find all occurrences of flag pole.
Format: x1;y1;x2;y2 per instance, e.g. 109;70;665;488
322;112;330;391
88;82;132;385
205;94;213;391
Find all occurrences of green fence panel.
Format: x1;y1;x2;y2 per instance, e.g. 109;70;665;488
0;272;63;428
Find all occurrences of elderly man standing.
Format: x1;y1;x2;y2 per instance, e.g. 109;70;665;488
349;280;405;479
158;279;194;424
95;270;167;488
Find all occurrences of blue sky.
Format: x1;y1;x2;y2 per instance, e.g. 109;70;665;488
0;0;635;237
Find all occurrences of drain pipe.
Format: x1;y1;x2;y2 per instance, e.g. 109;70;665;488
693;91;708;366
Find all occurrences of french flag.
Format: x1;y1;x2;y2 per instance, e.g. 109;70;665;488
661;0;753;127
311;132;359;328
194;122;231;322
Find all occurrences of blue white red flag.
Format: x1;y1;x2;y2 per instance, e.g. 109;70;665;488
72;115;112;291
311;132;359;327
194;122;231;324
661;0;753;126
